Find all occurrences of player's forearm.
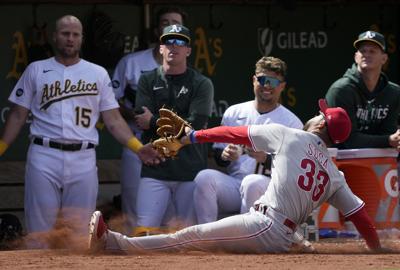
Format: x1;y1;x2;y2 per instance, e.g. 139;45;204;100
1;105;29;146
102;109;144;153
192;126;252;147
346;206;381;250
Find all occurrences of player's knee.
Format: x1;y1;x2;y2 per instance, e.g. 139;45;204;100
194;169;217;187
241;174;270;195
193;169;217;194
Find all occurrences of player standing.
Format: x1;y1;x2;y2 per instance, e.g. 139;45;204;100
88;100;384;253
0;15;159;248
112;6;187;235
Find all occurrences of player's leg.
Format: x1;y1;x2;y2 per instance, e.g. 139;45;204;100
24;145;63;248
90;208;293;254
239;174;271;213
61;149;98;237
173;181;196;227
120;147;142;233
135;177;171;230
193;169;241;224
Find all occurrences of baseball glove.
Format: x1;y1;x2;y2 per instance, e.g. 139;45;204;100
152;108;192;158
156;108;192;138
152;136;186;158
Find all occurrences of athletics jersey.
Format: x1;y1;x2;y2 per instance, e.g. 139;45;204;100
112;48;158;106
112;48;158;134
249;124;364;224
213;101;303;179
8;57;119;144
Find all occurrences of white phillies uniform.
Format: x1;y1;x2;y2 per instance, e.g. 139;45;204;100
9;57;118;245
104;124;364;253
112;48;159;232
194;101;303;223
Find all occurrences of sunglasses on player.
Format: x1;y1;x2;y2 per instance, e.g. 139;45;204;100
256;75;283;88
163;39;188;47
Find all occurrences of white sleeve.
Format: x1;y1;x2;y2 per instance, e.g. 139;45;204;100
112;57;128;100
8;63;36;110
327;183;364;216
99;69;119;112
249;124;284;153
290;118;304;129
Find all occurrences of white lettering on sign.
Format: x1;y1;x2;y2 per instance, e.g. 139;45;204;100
258;28;328;55
384;169;399;198
276;31;328;49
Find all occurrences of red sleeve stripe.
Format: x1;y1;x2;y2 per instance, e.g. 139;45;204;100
247;126;258;151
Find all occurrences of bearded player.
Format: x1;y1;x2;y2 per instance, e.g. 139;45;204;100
0;15;160;248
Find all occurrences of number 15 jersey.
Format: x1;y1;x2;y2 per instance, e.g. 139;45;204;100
8;57;119;144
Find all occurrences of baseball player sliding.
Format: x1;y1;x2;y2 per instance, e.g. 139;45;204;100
88;100;386;253
0;15;160;248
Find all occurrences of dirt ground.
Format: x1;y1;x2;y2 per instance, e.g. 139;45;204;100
1;239;399;270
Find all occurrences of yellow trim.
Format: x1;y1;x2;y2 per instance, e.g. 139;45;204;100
0;140;9;156
127;136;143;153
132;226;161;237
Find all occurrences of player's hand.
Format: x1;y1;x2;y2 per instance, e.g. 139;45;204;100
135;106;153;130
245;148;267;163
137;143;165;165
221;144;243;161
389;129;400;151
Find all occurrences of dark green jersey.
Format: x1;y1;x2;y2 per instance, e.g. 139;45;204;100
135;66;214;181
325;64;400;149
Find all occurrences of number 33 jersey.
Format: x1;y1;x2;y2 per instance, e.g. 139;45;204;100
8;57;119;144
249;124;364;225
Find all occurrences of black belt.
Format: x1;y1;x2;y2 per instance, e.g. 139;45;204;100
33;138;95;151
255;205;297;231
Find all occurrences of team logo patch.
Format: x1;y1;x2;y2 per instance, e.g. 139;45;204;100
110;80;120;89
15;88;24;97
169;25;182;33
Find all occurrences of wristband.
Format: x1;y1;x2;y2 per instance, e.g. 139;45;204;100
127;136;143;153
0;139;9;156
189;131;197;144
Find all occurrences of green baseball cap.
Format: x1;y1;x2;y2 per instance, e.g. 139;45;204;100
160;24;191;44
353;30;386;51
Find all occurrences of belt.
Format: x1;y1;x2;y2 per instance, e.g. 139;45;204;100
33;138;95;151
255;204;297;231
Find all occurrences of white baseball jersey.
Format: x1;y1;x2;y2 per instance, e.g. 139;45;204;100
112;48;158;106
214;101;303;178
250;124;364;224
9;57;119;144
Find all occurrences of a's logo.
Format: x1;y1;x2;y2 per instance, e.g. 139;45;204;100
258;28;273;56
170;25;182;33
365;31;375;39
16;88;24;97
43;69;52;73
177;86;188;98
